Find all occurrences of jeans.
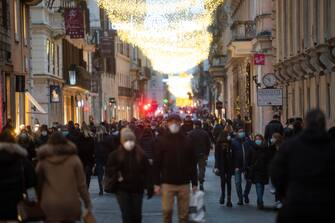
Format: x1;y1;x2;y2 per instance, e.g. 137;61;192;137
116;191;143;223
255;183;265;205
96;162;105;192
220;173;232;201
234;169;252;202
161;184;190;223
197;155;207;184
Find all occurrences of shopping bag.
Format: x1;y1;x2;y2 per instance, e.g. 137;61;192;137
189;190;206;223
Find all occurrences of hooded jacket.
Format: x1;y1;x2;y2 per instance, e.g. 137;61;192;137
36;141;92;222
0;143;36;220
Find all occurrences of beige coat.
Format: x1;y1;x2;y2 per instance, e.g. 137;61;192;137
36;141;92;222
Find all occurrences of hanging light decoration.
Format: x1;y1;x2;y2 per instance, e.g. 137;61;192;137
97;0;224;74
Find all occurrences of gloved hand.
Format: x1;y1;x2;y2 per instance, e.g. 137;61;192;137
147;187;154;199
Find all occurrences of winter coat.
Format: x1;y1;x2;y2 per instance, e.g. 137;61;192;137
36;135;49;147
231;138;253;172
189;127;211;157
18;136;36;161
270;128;335;223
250;144;269;185
154;132;198;186
264;120;284;142
95;134;114;166
139;129;155;159
0;143;37;220
213;124;224;143
36;141;92;222
78;135;95;167
106;146;153;193
181;121;193;135
214;133;234;176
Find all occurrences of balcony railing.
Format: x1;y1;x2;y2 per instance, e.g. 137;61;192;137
231;20;256;41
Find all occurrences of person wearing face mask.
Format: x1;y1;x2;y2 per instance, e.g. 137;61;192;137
154;114;198;223
36;125;50;147
106;128;153;223
250;134;270;209
17;129;36;161
231;128;254;205
214;124;234;207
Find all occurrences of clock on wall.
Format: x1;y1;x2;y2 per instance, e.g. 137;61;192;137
262;73;277;88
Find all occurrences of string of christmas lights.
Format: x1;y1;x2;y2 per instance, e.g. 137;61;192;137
97;0;224;74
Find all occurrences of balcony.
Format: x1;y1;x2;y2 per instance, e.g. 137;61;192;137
231;20;256;41
209;55;227;77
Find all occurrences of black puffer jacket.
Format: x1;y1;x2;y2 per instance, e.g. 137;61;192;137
214;132;234;176
250;144;269;185
154;132;198;186
189;127;211;157
78;135;95;167
106;146;152;193
139;128;155;159
0;143;37;220
270;129;335;223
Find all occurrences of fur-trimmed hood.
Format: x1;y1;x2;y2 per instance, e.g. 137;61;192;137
0;143;27;157
37;141;77;164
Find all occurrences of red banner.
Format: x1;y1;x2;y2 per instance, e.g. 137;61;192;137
65;8;84;39
254;53;265;65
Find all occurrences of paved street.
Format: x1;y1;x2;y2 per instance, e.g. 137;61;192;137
90;154;277;223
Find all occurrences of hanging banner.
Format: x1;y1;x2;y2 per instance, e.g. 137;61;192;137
254;53;265;65
50;85;61;103
64;8;84;39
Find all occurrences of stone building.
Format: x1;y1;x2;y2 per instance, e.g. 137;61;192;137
0;0;43;130
273;0;335;128
30;0;95;126
209;0;274;133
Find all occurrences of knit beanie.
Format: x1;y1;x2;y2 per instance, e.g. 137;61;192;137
120;128;136;144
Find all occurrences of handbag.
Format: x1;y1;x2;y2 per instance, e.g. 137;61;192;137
17;161;46;222
189;191;206;223
103;171;119;194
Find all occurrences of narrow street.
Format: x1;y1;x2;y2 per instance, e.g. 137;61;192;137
90;154;276;223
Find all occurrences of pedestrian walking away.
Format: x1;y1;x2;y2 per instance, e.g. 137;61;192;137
270;110;335;223
189;120;211;191
36;132;93;223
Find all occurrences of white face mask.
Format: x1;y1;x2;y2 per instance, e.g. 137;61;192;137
123;141;135;151
41;131;48;136
168;124;180;134
227;135;231;141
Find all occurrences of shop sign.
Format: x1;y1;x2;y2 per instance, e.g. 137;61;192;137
50;85;61;103
100;37;114;56
254;53;265;65
65;8;84;39
257;88;283;106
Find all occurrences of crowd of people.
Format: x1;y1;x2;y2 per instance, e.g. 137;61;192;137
0;109;334;223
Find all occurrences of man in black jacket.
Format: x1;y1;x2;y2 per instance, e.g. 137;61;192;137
270;110;335;223
154;114;198;223
264;114;284;145
189;120;211;191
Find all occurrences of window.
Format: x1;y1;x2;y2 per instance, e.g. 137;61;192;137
23;4;27;46
313;0;319;44
303;0;309;48
51;42;55;74
56;45;60;76
283;0;288;57
324;0;331;40
14;0;20;42
292;87;295;116
296;0;301;52
316;83;320;108
46;39;50;72
326;83;331;118
307;86;311;111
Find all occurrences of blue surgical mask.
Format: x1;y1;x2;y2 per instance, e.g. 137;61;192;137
238;132;245;138
255;140;262;146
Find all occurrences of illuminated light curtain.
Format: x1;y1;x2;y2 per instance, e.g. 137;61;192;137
98;0;224;74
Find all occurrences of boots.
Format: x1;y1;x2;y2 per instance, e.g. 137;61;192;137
226;197;232;207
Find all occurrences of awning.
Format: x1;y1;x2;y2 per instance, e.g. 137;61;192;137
25;92;47;114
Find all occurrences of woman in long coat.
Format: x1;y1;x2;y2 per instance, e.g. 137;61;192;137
36;132;92;222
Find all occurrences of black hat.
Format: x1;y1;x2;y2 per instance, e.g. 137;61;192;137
167;113;182;122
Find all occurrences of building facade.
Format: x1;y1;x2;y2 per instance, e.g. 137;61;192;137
273;0;335;128
209;0;274;133
30;0;94;126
